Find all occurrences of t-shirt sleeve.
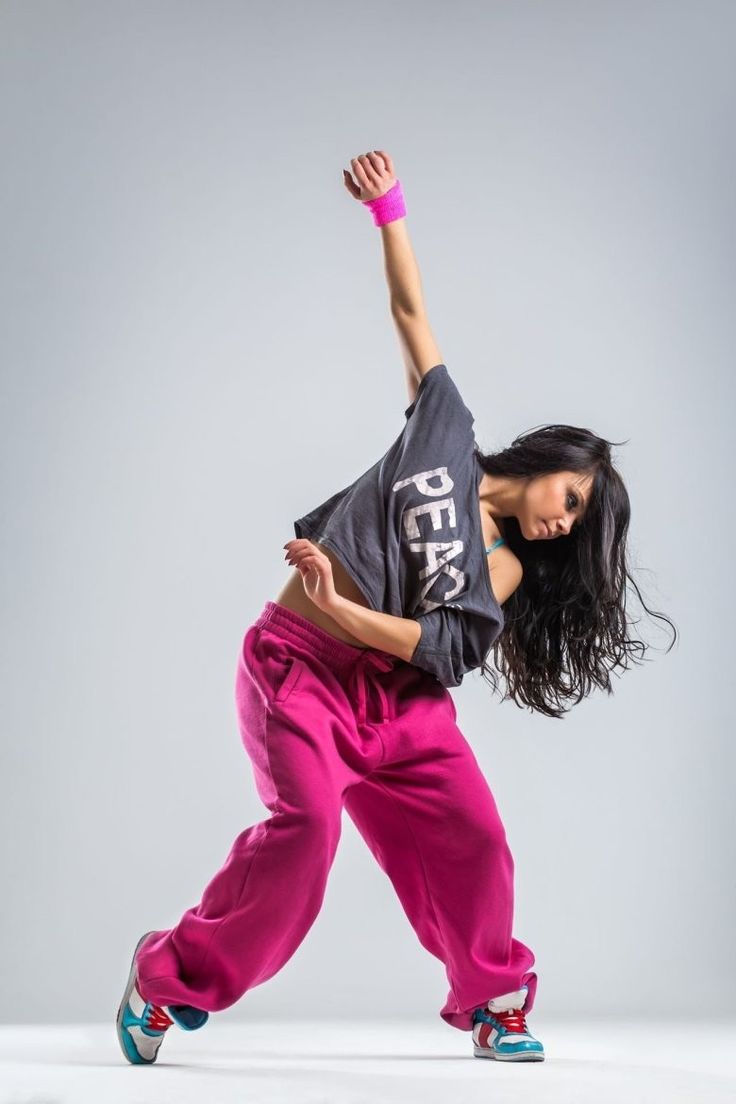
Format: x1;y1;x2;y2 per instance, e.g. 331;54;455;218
404;363;475;426
409;605;493;688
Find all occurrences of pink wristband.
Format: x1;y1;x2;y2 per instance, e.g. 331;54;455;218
361;178;406;227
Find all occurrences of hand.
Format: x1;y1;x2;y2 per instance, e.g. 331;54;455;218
283;539;339;612
343;150;397;202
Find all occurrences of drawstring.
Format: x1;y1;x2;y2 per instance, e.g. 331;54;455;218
350;651;395;726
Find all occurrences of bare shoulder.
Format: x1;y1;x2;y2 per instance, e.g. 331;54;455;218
480;514;524;606
488;550;523;605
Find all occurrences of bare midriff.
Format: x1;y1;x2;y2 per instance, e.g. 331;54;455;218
273;541;372;648
274;502;508;650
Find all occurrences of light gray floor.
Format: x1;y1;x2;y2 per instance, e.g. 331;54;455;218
1;1019;734;1103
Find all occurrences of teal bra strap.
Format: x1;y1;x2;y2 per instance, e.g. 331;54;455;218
485;537;506;555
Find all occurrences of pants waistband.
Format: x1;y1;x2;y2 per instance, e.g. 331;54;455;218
254;601;399;675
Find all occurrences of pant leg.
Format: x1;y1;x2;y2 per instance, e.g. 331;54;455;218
135;619;365;1012
343;681;538;1032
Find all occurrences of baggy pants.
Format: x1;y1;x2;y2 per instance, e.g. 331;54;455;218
135;600;538;1031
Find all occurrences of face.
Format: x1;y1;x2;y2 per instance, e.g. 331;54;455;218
521;470;592;541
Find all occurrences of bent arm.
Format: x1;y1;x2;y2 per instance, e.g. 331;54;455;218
325;594;422;663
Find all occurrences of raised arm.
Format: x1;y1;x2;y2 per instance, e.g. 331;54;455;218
343;151;443;405
382;220;444;404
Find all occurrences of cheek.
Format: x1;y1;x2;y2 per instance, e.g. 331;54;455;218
529;488;546;516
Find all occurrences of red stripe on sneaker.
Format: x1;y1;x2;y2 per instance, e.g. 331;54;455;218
478;1022;494;1048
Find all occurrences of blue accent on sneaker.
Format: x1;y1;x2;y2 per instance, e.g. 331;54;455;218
167;1004;210;1030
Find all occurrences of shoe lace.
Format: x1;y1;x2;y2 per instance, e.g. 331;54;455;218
493;1007;528;1034
145;1003;174;1031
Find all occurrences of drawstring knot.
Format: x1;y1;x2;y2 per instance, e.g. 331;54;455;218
350;651;395;726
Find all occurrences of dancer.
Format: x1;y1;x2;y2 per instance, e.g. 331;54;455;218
117;151;676;1065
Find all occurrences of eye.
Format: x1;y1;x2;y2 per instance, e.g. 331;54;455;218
568;492;584;529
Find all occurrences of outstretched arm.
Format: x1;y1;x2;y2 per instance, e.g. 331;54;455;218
344;151;444;405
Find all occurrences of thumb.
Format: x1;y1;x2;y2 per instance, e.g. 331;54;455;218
342;169;361;199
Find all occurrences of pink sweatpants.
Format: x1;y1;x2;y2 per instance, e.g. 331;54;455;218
135;600;538;1031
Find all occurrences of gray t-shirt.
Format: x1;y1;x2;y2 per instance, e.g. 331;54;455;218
293;363;504;687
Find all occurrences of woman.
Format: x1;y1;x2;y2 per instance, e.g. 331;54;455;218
117;151;676;1066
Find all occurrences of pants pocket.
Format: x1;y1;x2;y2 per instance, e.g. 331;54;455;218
274;654;306;703
252;627;309;707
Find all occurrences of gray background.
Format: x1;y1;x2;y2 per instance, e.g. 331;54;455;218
1;0;732;1025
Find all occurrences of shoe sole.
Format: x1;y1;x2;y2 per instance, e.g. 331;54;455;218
474;1044;545;1061
116;930;159;1065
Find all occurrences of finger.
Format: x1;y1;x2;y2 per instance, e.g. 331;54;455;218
297;553;322;569
374;149;394;176
360;153;384;186
365;151;386;177
297;556;320;574
351;156;375;190
288;547;320;566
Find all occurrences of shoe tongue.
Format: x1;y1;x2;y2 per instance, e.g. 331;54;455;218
487;985;528;1013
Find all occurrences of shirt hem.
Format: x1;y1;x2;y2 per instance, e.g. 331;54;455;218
293;524;382;613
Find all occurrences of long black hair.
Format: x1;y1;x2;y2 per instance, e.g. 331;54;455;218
475;424;677;719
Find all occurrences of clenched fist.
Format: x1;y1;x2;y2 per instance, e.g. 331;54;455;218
343;150;397;202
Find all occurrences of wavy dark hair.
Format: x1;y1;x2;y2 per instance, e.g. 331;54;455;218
474;424;677;719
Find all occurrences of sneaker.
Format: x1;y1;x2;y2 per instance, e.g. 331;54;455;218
116;930;210;1065
472;985;545;1062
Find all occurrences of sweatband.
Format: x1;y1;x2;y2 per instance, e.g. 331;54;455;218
361;179;406;227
